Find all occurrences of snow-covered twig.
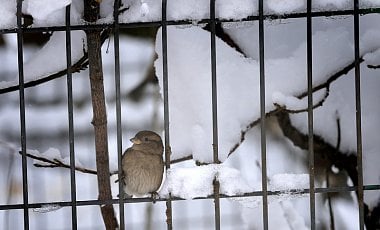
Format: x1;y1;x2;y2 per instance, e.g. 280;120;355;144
273;86;330;114
227;56;364;157
297;58;363;99
0;30;110;95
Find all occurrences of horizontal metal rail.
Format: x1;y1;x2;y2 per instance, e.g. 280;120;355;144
0;8;379;34
1;185;379;211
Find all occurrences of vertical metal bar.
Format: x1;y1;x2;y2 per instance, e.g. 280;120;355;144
162;0;173;229
113;0;125;229
65;5;78;230
353;0;365;229
306;1;316;230
16;0;29;229
210;0;220;229
258;0;268;229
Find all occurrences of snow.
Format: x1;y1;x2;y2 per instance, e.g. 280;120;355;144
272;90;327;111
332;195;361;230
281;201;309;230
32;204;62;213
159;164;252;199
0;0;16;29
120;0;380;23
23;0;71;21
269;173;309;191
24;31;86;80
0;1;379;229
0;31;86;90
267;0;305;14
364;48;380;67
159;162;308;208
154;25;356;163
0;0;379;29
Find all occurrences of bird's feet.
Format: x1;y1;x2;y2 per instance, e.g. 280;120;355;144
150;192;159;204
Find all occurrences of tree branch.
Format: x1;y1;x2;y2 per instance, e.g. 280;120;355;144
274;87;330;114
367;64;380;69
275;110;377;229
297;58;363;99
0;30;110;95
18;151;99;175
228;56;364;157
84;0;118;229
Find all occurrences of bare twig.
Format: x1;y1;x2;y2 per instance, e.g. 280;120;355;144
19;151;99;175
169;155;193;164
367;64;380;69
24;150;193;177
335;113;341;150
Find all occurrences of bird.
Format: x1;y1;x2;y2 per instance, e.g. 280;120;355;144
120;130;164;201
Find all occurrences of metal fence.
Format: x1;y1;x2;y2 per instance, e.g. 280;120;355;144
0;0;379;229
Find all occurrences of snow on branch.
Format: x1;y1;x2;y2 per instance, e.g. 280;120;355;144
155;25;380;163
159;164;309;207
0;30;110;95
364;48;380;69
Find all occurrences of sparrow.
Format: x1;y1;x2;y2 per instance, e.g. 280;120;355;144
121;130;164;200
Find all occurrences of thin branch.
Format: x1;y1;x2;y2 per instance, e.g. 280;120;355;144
169;155;193;164
18;151;99;175
367;64;380;69
275;111;377;229
274;87;330;114
297;58;364;99
228;57;365;157
335;113;341;150
227;109;281;157
17;151;194;178
0;30;110;95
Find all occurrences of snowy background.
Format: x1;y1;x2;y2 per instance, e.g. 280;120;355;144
0;0;380;229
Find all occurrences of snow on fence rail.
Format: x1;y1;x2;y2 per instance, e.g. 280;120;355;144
0;0;379;230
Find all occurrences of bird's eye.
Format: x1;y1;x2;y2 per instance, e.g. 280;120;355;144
144;137;149;141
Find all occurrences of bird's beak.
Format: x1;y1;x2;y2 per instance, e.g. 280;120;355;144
130;137;141;144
